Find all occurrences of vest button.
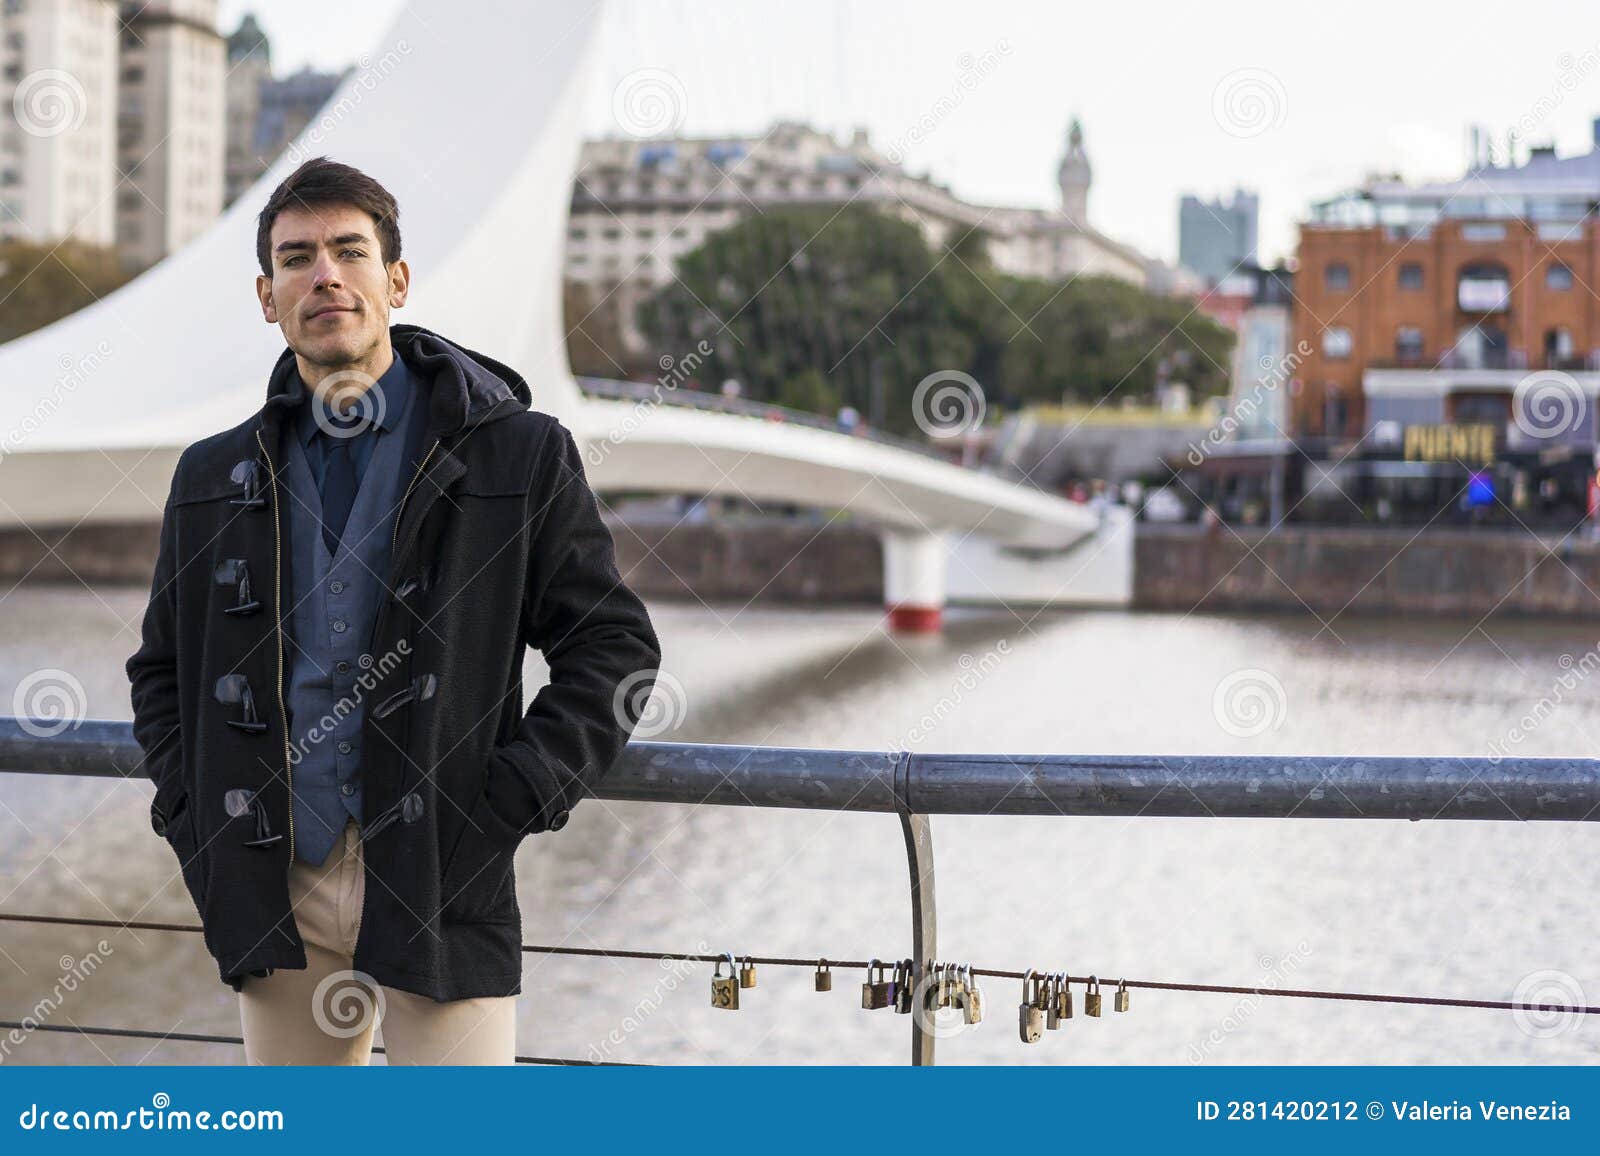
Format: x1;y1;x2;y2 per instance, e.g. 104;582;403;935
331;619;347;633
340;782;355;797
329;579;345;594
337;740;352;754
336;660;350;674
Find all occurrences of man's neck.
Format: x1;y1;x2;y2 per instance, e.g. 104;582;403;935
298;341;397;409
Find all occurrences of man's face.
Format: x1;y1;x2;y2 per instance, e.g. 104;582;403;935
255;202;409;369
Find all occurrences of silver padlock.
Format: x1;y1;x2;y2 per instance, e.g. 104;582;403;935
1114;978;1130;1013
1045;972;1063;1030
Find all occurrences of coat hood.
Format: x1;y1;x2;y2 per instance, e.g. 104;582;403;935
260;323;532;438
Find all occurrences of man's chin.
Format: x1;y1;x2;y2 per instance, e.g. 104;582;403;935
290;331;376;368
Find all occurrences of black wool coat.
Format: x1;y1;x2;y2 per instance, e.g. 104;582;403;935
125;323;662;1000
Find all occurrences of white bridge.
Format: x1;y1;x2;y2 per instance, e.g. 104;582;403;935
0;0;1130;628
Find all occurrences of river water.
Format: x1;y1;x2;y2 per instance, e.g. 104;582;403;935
3;584;1600;1065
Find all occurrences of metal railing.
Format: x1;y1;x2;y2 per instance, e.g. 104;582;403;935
4;717;1599;1064
576;375;969;465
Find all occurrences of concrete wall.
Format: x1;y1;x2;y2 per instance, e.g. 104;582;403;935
1136;523;1600;617
611;518;883;605
18;515;1592;621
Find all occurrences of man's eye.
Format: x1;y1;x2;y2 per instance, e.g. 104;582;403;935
342;249;364;258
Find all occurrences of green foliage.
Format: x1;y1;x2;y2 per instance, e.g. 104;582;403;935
638;205;1234;436
774;367;839;414
0;239;136;344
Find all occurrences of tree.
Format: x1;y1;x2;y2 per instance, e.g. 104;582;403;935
638;205;1234;434
0;239;136;345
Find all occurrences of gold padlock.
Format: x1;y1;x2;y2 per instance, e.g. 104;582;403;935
1018;969;1043;1043
861;958;894;1010
814;958;832;992
1085;975;1103;1017
711;952;740;1010
962;964;984;1025
739;955;757;989
1114;978;1130;1013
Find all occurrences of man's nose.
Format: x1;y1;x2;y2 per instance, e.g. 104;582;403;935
311;253;342;289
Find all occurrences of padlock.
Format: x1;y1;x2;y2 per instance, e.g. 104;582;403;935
962;964;984;1025
1085;974;1103;1018
1032;972;1050;1014
1056;972;1074;1021
861;958;894;1010
1114;978;1130;1013
1045;973;1063;1030
814;959;832;992
893;959;913;1014
711;952;740;1010
1018;969;1043;1043
946;963;969;1020
739;955;757;989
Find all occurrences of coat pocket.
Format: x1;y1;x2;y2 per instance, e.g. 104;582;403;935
150;788;209;917
438;784;525;923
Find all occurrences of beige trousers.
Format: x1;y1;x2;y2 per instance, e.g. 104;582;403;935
238;818;518;1065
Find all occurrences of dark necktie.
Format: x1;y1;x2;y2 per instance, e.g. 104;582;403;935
320;414;366;555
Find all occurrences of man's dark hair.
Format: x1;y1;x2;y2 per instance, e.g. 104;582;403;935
255;156;402;276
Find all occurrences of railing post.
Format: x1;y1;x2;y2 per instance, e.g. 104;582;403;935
896;749;936;1066
899;812;936;1066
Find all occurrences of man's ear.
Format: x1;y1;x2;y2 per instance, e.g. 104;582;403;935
387;258;410;310
256;273;278;324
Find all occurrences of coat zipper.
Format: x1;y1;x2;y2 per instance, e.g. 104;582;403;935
392;439;441;561
254;428;295;864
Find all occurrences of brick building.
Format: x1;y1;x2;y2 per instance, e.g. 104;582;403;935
1280;123;1600;527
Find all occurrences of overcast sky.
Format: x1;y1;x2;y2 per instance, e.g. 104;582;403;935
219;0;1600;267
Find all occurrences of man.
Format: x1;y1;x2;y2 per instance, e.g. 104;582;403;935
125;157;662;1065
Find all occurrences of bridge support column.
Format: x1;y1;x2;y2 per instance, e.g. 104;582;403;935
882;530;947;633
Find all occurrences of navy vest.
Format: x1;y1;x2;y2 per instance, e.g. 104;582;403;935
281;370;426;866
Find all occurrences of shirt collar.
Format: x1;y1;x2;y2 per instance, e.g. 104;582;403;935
296;351;412;446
